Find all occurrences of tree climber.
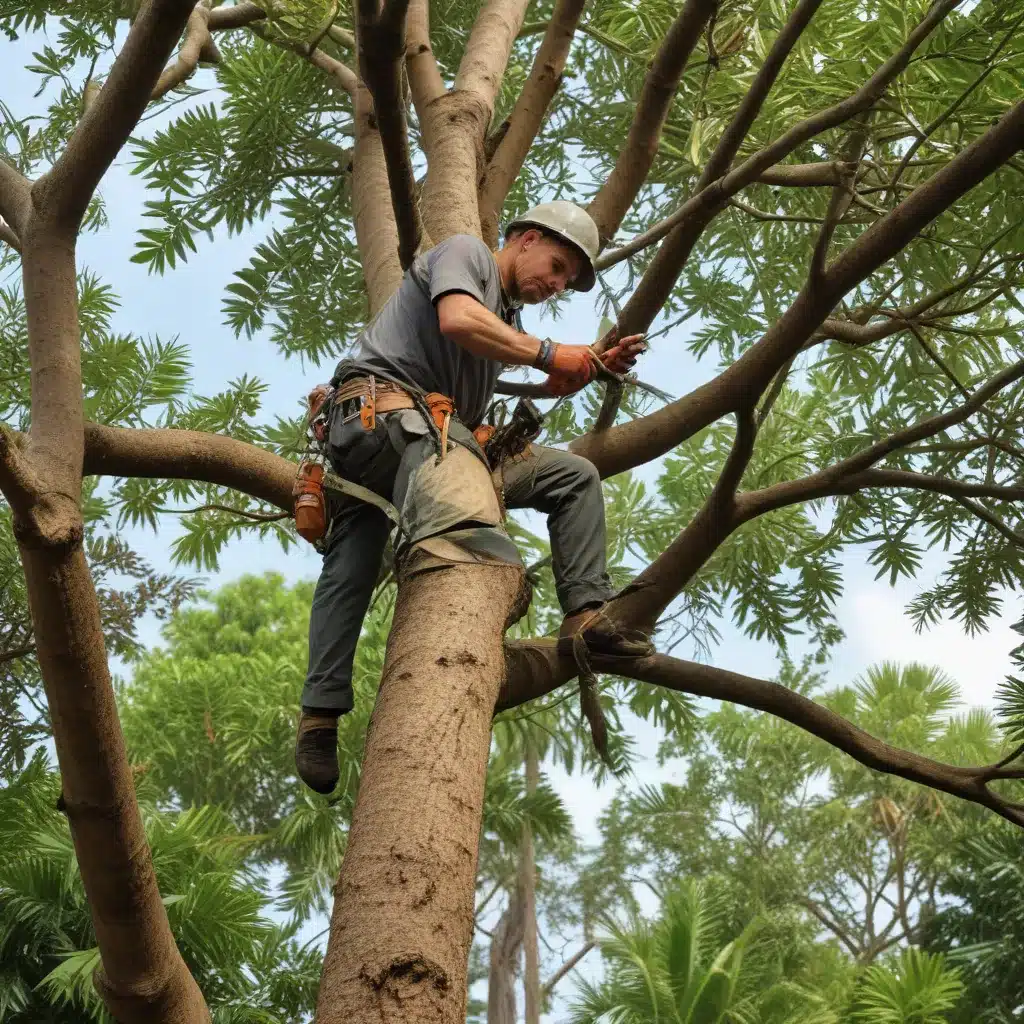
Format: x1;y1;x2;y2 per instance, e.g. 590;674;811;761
295;200;654;794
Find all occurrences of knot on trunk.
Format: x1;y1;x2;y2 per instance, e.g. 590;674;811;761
361;954;452;1002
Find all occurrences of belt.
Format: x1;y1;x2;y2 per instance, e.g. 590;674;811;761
337;375;456;456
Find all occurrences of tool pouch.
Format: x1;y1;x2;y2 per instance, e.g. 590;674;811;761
293;462;327;543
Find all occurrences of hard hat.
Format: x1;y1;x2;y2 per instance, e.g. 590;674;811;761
505;200;598;292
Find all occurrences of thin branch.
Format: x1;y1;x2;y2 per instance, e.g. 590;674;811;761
802;898;863;959
586;0;717;246
499;648;1024;829
729;198;825;224
250;23;359;95
478;0;587;234
597;0;965;272
356;0;422;267
39;0;197;230
542;941;596;995
951;495;1024;549
0;643;36;666
811;118;871;278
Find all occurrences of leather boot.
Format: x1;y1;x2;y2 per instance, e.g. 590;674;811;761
294;710;340;794
557;604;654;659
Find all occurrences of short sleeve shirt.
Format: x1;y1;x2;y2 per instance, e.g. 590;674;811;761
355;234;516;428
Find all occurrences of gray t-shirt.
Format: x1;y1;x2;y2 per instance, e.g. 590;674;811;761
356;234;515;428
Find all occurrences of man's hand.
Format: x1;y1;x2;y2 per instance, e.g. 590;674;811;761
599;331;646;374
540;343;602;396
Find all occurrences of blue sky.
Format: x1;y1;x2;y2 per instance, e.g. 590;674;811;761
3;16;1022;1018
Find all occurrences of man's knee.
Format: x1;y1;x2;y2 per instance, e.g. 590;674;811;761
551;451;602;500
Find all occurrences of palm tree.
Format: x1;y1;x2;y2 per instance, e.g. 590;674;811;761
567;878;836;1024
850;949;963;1024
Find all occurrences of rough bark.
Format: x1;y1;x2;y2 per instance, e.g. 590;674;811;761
313;560;525;1024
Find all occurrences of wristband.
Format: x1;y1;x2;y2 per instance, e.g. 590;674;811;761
533;338;555;371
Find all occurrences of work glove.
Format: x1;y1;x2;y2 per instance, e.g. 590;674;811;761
599;331;647;374
536;341;603;397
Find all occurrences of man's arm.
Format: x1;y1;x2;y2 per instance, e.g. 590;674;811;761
436;293;544;366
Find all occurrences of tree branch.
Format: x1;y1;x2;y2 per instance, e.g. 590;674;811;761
596;0;964;274
207;1;267;30
250;23;359;96
357;0;423;267
404;0;446;119
574;80;1024;482
0;643;36;666
586;0;717;246
38;0;197;230
478;0;588;240
454;0;533;115
0;159;31;237
542;941;595;995
152;3;214;100
0;218;22;253
81;423;296;511
498;648;1024;829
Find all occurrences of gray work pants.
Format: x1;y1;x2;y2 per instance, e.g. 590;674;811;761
303;409;613;714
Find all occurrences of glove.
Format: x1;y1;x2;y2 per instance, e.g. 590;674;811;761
535;341;601;396
597;330;647;375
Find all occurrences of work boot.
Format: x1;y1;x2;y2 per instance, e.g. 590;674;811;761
294;710;340;794
557;604;655;659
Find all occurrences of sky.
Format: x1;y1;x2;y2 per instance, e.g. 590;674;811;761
2;15;1022;1021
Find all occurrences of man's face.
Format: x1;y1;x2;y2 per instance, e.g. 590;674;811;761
512;230;583;304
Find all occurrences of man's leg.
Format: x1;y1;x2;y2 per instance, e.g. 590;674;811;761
503;445;653;656
502;445;613;613
296;499;391;793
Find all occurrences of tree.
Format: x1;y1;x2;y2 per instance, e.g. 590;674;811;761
595;661;1001;966
5;0;1024;1020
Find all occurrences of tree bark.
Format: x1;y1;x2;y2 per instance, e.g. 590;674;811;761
314;560;525;1023
486;890;525;1024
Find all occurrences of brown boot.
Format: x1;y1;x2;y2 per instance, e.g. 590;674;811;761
557;604;654;659
294;710;340;795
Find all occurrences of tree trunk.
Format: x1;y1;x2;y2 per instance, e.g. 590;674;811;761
314;559;525;1023
521;740;541;1024
486;888;525;1024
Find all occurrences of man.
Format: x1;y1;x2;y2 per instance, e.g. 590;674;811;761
296;200;654;794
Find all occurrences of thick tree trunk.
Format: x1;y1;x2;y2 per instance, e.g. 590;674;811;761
7;224;210;1021
314;560;525;1023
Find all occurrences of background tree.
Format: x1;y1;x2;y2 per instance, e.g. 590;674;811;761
5;0;1024;1020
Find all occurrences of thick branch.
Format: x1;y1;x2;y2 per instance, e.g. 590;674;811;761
574;78;1024;481
38;0;197;229
0;425;43;517
586;0;717;246
207;1;266;30
405;0;446;118
455;0;532;114
81;423;296;510
0;219;21;253
478;0;588;237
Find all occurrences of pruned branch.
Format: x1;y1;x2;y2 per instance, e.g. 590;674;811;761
39;0;197;230
586;0;717;246
478;0;587;238
0;424;43;517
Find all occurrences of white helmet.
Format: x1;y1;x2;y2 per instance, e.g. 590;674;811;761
505;200;599;292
